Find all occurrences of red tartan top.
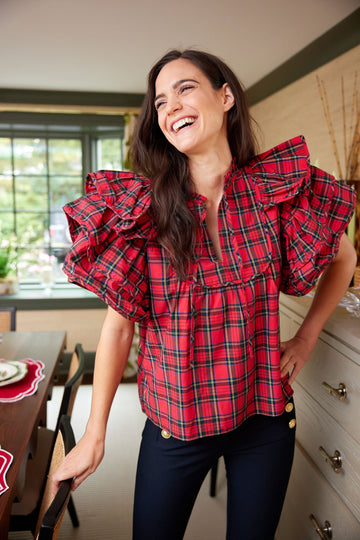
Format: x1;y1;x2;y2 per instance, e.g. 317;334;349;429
63;136;355;440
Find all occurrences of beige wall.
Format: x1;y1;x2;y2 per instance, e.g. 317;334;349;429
17;309;107;352
250;45;360;179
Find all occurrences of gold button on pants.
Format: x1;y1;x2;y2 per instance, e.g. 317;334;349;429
285;402;294;413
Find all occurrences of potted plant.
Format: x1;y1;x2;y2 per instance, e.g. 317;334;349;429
0;234;18;295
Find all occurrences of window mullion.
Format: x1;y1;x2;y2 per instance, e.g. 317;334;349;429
46;138;51;253
82;134;92;191
10;136;16;234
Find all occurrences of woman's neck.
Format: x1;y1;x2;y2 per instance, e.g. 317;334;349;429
189;147;232;202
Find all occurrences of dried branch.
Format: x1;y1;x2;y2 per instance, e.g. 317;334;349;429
317;73;359;180
342;77;347;168
316;75;343;179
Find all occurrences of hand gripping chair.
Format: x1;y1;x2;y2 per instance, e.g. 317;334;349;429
35;414;76;539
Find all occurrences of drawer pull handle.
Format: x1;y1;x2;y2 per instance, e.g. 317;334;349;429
309;514;332;539
319;446;342;473
321;381;347;401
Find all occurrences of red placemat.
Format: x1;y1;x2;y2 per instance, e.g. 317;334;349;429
0;448;13;495
0;359;45;403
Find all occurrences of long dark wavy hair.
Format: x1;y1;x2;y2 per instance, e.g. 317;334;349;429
130;49;258;279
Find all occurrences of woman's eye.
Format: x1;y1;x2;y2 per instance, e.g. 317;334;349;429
155;101;166;111
179;85;194;94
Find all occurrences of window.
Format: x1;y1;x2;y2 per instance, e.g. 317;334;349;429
0;112;125;283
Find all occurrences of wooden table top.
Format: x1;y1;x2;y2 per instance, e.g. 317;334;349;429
0;330;66;538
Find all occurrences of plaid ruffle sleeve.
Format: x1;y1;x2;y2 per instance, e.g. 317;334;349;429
248;135;356;295
63;171;153;321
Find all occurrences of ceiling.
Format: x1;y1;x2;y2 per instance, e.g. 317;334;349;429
1;0;359;95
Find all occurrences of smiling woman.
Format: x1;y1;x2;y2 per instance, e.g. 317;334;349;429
54;49;356;540
131;49;255;279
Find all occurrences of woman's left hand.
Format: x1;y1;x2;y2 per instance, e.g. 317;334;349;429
280;235;356;386
280;336;314;385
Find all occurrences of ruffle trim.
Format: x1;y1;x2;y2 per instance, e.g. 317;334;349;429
247;135;356;295
246;135;310;207
63;171;153;321
65;170;153;244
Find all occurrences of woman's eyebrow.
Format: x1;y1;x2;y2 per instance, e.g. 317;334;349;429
154;79;199;103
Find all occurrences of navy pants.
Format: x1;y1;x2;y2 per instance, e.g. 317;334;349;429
133;404;296;540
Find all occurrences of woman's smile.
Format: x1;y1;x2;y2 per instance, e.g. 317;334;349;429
171;116;197;133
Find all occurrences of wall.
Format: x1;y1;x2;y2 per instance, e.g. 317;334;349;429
250;44;360;178
17;309;106;352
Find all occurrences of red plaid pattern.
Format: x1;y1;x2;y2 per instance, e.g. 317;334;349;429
63;136;355;440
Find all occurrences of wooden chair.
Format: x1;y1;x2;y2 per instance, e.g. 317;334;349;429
54;343;85;434
0;306;16;331
10;343;85;534
35;415;76;539
209;460;218;497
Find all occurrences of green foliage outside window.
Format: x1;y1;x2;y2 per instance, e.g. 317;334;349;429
0;126;124;282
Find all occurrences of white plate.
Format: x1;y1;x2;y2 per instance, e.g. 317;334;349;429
0;361;28;387
0;362;19;382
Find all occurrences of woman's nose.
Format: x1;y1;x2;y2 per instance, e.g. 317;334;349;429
166;95;182;114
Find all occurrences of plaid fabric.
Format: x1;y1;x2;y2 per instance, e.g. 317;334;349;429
63;136;356;440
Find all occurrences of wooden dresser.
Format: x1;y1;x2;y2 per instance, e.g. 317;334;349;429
276;293;360;540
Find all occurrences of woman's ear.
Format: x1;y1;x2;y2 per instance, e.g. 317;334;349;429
222;83;235;112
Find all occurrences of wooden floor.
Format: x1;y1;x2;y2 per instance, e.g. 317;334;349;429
9;384;227;540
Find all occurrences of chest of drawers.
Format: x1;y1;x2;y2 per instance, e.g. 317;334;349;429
276;293;360;540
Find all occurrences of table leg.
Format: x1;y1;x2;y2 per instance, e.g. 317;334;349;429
0;496;12;539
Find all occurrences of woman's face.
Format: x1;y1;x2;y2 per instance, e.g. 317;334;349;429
154;58;234;159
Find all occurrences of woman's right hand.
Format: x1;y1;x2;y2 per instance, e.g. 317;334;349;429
51;307;135;496
51;428;105;495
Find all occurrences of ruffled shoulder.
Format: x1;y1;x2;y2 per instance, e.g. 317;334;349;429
65;170;153;242
245;135;310;207
244;136;356;295
62;171;154;321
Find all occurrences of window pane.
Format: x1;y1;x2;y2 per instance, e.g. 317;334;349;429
17;212;48;243
13;138;46;175
0;175;13;210
50;211;71;247
50;176;82;210
0;213;15;235
0;138;11;173
97;138;122;169
15;176;48;211
17;246;56;281
17;247;39;280
49;139;82;175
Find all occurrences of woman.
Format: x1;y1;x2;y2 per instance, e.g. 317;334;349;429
53;50;356;539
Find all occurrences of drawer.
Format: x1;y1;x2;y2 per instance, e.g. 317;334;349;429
290;329;360;444
276;442;360;540
294;382;360;521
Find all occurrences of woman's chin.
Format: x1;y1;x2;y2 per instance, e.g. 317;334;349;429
171;139;206;159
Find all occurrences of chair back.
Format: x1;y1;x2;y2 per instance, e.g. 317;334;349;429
55;343;85;434
0;306;16;331
35;415;75;539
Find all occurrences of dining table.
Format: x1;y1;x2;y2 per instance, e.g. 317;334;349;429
0;330;66;539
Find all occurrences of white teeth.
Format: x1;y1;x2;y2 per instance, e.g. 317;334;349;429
172;117;195;133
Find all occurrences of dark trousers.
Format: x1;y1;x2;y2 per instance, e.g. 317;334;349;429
133;403;296;540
